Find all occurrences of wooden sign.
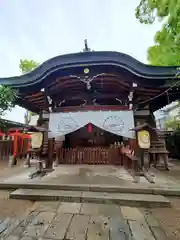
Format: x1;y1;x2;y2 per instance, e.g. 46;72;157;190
137;130;150;149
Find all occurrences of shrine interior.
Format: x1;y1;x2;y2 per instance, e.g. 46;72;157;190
64;124;123;148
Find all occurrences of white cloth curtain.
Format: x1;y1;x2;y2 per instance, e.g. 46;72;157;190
49;110;135;139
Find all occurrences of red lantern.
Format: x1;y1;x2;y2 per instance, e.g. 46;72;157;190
88;123;92;133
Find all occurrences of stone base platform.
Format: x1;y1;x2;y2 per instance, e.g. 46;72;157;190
10;188;171;208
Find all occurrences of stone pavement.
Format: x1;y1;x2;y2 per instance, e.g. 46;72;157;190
0;201;172;240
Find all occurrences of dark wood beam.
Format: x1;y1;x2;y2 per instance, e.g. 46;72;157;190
48;73;131;88
54;105;129;113
48;79;129;93
15;98;41;113
52;92;129;103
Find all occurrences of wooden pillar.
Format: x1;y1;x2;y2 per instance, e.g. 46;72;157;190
46;138;54;169
147;109;156;127
147;109;158;141
130;111;140;180
132;110;141;168
55;141;63;166
37;110;43;126
134;130;142;171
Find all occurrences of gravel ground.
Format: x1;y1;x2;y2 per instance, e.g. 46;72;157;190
0;161;32;218
144;162;180;239
0;160;26;180
162;161;180;182
0;161;34;219
0;190;34;219
144;197;180;239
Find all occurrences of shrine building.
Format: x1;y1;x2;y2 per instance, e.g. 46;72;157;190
0;48;179;166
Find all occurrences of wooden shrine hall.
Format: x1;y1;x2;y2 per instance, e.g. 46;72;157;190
0;47;180;173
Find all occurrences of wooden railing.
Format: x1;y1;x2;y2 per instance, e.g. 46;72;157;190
149;140;168;153
57;147;121;165
148;140;169;170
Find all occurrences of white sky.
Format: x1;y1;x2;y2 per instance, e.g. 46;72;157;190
0;0;162;123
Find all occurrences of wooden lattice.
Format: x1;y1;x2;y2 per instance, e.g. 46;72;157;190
57;147;121;165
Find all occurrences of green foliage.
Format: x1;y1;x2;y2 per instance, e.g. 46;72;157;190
19;59;40;121
0;59;39;122
136;0;180;66
24;111;35;124
19;59;39;74
166;130;180;158
165;118;180;130
0;86;17;117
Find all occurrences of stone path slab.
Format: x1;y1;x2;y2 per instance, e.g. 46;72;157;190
57;202;82;214
9;211;39;237
31;201;60;212
44;213;73;239
66;214;90;240
2;202;170;239
121;206;145;221
128;220;156;240
87;215;110;240
22;211;55;238
80;203;122;216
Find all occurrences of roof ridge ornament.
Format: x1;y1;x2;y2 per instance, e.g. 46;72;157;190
70;73;105;90
83;39;91;52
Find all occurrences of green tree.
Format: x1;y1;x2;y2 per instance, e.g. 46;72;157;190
19;59;40;124
165;118;180;130
19;59;39;74
0;86;17;129
0;86;16;117
136;0;180;66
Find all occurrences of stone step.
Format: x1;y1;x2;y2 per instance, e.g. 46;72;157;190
1;182;180;196
10;189;171;208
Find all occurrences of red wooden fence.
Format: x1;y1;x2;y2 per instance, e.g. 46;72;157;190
0;138;30;161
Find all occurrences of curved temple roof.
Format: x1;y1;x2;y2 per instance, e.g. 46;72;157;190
0;51;178;87
0;50;179;113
